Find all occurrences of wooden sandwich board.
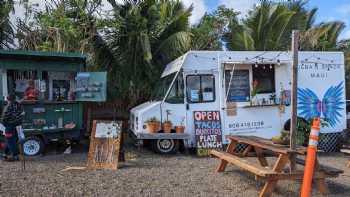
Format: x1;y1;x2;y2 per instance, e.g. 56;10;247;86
87;120;122;170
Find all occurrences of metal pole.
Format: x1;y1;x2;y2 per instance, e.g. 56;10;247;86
290;30;299;170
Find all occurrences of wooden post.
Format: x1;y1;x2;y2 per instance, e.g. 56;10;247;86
290;30;299;171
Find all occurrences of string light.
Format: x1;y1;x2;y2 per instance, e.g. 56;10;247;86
277;59;281;66
191;52;339;68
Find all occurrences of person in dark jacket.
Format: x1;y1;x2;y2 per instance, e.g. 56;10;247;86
1;94;24;161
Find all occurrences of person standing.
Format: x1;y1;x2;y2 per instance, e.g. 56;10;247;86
1;94;24;161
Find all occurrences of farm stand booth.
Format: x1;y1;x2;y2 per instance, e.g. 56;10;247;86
0;50;106;156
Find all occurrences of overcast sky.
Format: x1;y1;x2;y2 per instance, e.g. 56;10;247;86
10;0;350;40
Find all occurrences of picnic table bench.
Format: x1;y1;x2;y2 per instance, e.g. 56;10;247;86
211;135;343;197
340;148;350;167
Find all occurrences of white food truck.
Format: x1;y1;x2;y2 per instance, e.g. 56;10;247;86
130;51;346;153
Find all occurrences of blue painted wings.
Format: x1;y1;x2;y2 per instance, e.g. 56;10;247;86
297;82;344;127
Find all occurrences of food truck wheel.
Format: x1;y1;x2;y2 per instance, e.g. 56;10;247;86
23;136;44;156
153;139;178;154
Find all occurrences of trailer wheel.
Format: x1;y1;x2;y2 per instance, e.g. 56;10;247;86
153;139;178;154
23;136;44;156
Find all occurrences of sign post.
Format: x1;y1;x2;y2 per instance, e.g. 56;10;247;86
290;30;299;170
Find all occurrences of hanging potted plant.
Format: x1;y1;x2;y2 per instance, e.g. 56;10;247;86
145;117;160;133
250;80;259;106
175;117;185;133
163;120;173;133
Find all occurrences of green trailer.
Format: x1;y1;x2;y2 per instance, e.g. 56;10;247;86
0;50;106;156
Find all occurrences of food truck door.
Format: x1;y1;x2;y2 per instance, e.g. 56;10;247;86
75;72;107;102
185;73;220;142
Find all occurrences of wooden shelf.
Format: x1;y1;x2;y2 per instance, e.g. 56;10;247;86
21;100;78;105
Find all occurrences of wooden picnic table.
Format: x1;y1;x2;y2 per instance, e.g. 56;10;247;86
211;135;343;197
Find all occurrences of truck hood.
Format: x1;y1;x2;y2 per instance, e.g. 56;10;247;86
131;101;161;114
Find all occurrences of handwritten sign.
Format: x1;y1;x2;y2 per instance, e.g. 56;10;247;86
87;120;122;170
225;70;250;102
194;111;223;156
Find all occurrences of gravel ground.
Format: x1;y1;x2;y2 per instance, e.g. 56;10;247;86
0;145;350;197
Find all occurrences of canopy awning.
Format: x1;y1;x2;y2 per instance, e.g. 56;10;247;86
161;53;187;78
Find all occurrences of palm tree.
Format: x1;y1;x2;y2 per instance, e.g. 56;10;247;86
0;0;14;49
225;0;345;51
104;0;192;104
225;1;295;51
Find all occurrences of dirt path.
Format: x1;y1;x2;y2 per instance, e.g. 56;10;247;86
0;147;350;197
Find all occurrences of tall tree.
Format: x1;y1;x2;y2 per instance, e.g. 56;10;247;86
17;0;103;54
224;0;345;51
104;0;192;104
191;5;239;50
0;0;14;49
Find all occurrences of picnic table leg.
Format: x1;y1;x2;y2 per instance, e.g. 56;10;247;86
216;141;237;172
254;147;269;167
260;154;289;197
242;145;253;157
314;158;329;195
314;178;329;195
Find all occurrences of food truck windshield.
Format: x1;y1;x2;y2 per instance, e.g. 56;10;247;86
151;72;184;103
7;70;76;102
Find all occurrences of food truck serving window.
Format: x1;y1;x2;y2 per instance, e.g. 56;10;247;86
252;64;275;93
225;70;250;102
186;75;215;103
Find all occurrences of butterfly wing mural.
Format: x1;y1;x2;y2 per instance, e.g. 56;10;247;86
321;82;345;127
297;82;345;128
297;88;321;120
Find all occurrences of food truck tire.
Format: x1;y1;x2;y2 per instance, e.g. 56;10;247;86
152;139;178;154
23;136;44;156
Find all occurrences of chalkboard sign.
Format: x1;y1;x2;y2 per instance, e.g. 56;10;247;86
87;120;122;170
225;70;250;102
194;111;223;156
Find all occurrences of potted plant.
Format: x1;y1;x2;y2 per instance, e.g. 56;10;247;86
175;117;185;133
162;120;173;133
146;117;160;133
250;80;259;106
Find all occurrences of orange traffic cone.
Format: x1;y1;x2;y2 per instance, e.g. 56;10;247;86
301;117;321;197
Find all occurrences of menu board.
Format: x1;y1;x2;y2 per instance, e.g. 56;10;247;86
75;72;107;102
194;111;223;156
87;120;122;170
225;70;250;102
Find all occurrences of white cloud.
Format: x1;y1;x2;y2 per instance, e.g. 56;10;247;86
219;0;259;18
181;0;206;24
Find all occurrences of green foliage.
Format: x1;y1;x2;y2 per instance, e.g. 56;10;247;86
191;6;239;50
103;0;193;105
5;0;349;107
0;0;14;49
224;0;345;51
